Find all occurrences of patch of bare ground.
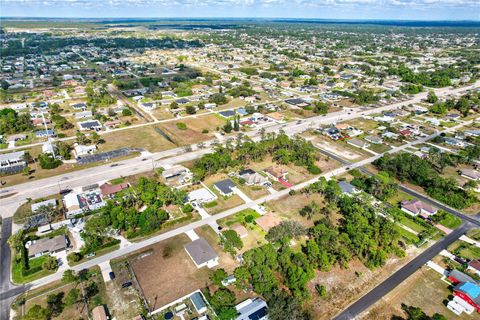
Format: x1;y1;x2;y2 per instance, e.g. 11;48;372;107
305;246;422;320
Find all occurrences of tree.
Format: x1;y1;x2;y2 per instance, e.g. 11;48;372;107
315;284;327;298
62;269;78;283
34;204;59;226
43;256;59;270
38;153;62;169
185;105;196;114
76;132;89;145
220;230;243;256
90;131;101;145
211;268;228;287
122;108;133;116
23;305;49;320
223;120;233;134
46;292;64;317
170;101;179;109
299;202;322;220
266;221;306;243
426;90;438;103
22;166;30;176
210;288;236;311
65;288;79;307
267;290;309;320
233;266;251;290
233;115;240;131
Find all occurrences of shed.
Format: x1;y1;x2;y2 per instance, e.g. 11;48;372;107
190;292;207;314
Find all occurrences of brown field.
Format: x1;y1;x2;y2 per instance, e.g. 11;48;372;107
306;247;422;320
158;114;224;145
100;125;176;152
131;234;214;310
266;192;327;228
362;267;480;320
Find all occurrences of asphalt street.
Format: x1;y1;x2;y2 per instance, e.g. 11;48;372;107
333;223;472;320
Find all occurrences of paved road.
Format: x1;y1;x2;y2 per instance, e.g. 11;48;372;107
333;223;472;320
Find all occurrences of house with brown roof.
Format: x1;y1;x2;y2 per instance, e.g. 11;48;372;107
92;305;109;320
263;166;288;181
401;199;437;217
468;260;480;277
255;213;281;232
100;182;129;198
27;235;68;258
231;225;249;239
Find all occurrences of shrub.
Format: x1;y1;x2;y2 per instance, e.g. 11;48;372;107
176;122;187;130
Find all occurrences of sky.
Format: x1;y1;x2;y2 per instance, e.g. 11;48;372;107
1;0;479;21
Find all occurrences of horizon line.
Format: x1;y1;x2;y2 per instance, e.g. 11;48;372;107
1;16;480;22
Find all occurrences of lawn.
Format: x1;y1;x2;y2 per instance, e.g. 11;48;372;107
100;125;176;152
12;255;56;284
158;114;224;145
395;215;426;234
366;143;392;154
437;212;462;229
218;208;261;228
394;225;420;245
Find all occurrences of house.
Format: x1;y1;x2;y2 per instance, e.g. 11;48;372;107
27;235;68;258
222;275;237;286
140;102;156;111
453;282;480;312
401;199;438;217
6;134;26;143
100;182;129;198
285;98;309;108
78;120;102;131
190;292;208;314
187;188;217;204
239;169;269;186
324;127;341;140
338;181;359;196
92;305;109;320
364;135;383;145
184;238;219;269
445;137;468;148
264;166;288;181
267;112;284;122
213;179;236;196
162;165;192;180
35;129;55;138
219;110;236;118
64;193;85;218
31;199;57;212
231;225;248;239
104;120;121;130
235;298;268;320
71;103;87;110
75;110;93;119
347;139;369;149
461;169;480;181
382;132;399;140
464;130;480;137
398;129;413;138
255;213;281;232
74;144;97;157
448;269;475;284
467;260;480;277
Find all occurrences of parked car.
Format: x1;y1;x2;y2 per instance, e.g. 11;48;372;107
122;281;132;288
109;271;115;280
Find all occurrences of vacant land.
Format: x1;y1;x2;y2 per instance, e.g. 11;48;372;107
266;192;327;228
131;234;214;310
100;125;176;152
362;267;480;320
158;114;224;145
306;246;421;320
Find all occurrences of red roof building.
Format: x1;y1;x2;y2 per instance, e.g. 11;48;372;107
100;182;129;198
453;282;480;313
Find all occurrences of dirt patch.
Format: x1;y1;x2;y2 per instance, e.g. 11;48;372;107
306;246;422;319
131;234;214;310
158;114;224;145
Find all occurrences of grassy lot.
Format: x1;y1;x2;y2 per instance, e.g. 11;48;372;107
394;225;420;245
450;242;480;261
437;212;462;229
266;192;327;228
158;114;224;145
395;215;426;234
386;190;413;206
218;208;261;228
100;125;176;152
366;143;392;154
236;184;269;200
344;118;379;131
365;267;472;320
12;255;56;284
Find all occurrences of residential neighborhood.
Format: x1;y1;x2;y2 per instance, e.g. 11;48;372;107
0;12;479;320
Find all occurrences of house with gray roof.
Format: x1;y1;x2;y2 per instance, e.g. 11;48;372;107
27;235;68;258
235;298;268;320
184;238;219;269
213;179;236;196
